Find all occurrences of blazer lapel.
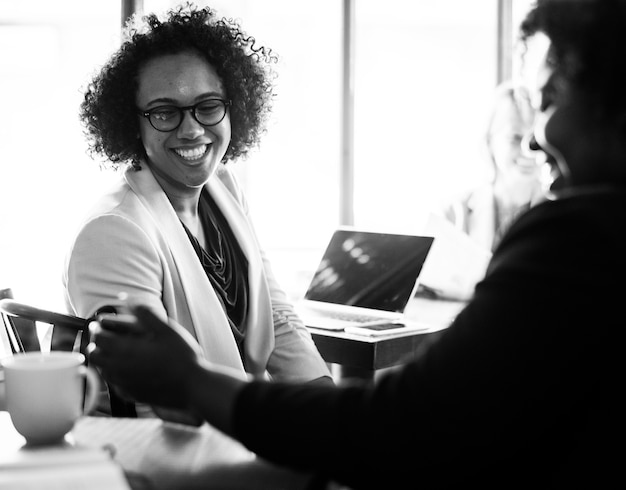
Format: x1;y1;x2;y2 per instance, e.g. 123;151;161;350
208;167;274;376
124;166;245;373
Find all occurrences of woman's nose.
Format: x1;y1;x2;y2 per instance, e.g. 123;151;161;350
177;109;205;139
526;133;541;151
521;132;541;158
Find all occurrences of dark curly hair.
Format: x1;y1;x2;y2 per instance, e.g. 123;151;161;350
519;0;626;127
80;2;278;170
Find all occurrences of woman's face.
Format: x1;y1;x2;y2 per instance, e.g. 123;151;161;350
136;51;231;193
488;96;539;182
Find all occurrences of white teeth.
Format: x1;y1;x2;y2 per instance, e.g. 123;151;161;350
173;145;208;160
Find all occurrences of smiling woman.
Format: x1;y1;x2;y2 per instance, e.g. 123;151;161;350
60;3;333;420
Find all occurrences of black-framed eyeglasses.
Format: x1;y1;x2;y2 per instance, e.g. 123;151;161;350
138;99;232;132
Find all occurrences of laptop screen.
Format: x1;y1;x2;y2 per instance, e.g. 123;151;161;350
304;229;434;313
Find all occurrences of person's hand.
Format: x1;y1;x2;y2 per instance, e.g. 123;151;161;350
151;406;204;427
88;305;204;410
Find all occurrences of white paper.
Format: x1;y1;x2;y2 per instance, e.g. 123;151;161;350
418;213;492;301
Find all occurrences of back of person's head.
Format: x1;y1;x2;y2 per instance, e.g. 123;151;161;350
520;0;626;134
80;2;277;170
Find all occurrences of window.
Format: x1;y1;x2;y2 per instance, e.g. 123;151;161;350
352;1;497;233
0;0;121;308
145;0;500;299
0;0;517;307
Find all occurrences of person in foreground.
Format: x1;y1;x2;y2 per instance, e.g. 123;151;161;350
89;0;626;488
63;4;332;417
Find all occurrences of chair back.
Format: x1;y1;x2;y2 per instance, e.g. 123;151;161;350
1;289;42;354
0;296;136;418
0;297;87;354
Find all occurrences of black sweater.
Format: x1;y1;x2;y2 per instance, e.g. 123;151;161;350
234;187;626;489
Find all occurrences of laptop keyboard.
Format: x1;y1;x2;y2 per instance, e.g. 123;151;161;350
324;311;387;323
301;308;400;330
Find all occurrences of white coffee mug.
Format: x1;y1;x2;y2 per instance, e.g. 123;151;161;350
2;351;99;445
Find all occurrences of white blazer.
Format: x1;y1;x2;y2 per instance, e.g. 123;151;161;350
63;164;330;382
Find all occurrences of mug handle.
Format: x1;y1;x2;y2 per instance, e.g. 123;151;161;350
80;365;100;414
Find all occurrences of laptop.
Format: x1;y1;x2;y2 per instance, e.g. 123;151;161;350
296;228;434;331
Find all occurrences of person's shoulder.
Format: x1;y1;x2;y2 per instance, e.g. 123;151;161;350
531;185;626;219
77;180;136;221
447;184;494;208
500;185;626;251
69;174;151;241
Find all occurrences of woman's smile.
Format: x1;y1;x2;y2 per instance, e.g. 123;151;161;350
172;143;211;164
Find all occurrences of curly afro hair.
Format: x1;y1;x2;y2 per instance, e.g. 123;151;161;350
80;2;278;170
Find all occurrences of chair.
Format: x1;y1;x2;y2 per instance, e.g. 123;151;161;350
0;288;41;353
0;297;136;418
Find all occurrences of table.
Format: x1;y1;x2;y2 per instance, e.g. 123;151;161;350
309;296;466;382
0;411;317;490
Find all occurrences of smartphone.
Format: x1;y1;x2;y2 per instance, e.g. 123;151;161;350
343;322;430;337
94;313;141;333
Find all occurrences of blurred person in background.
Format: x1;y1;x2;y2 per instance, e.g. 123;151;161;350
442;80;545;252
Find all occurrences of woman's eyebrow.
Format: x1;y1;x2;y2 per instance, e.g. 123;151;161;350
144;97;176;107
144;92;226;107
194;91;226;101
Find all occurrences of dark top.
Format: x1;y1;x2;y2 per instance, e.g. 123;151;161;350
182;189;249;360
233;187;626;489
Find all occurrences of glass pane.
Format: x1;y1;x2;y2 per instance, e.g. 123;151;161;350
0;0;121;309
353;0;498;232
512;0;539;86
